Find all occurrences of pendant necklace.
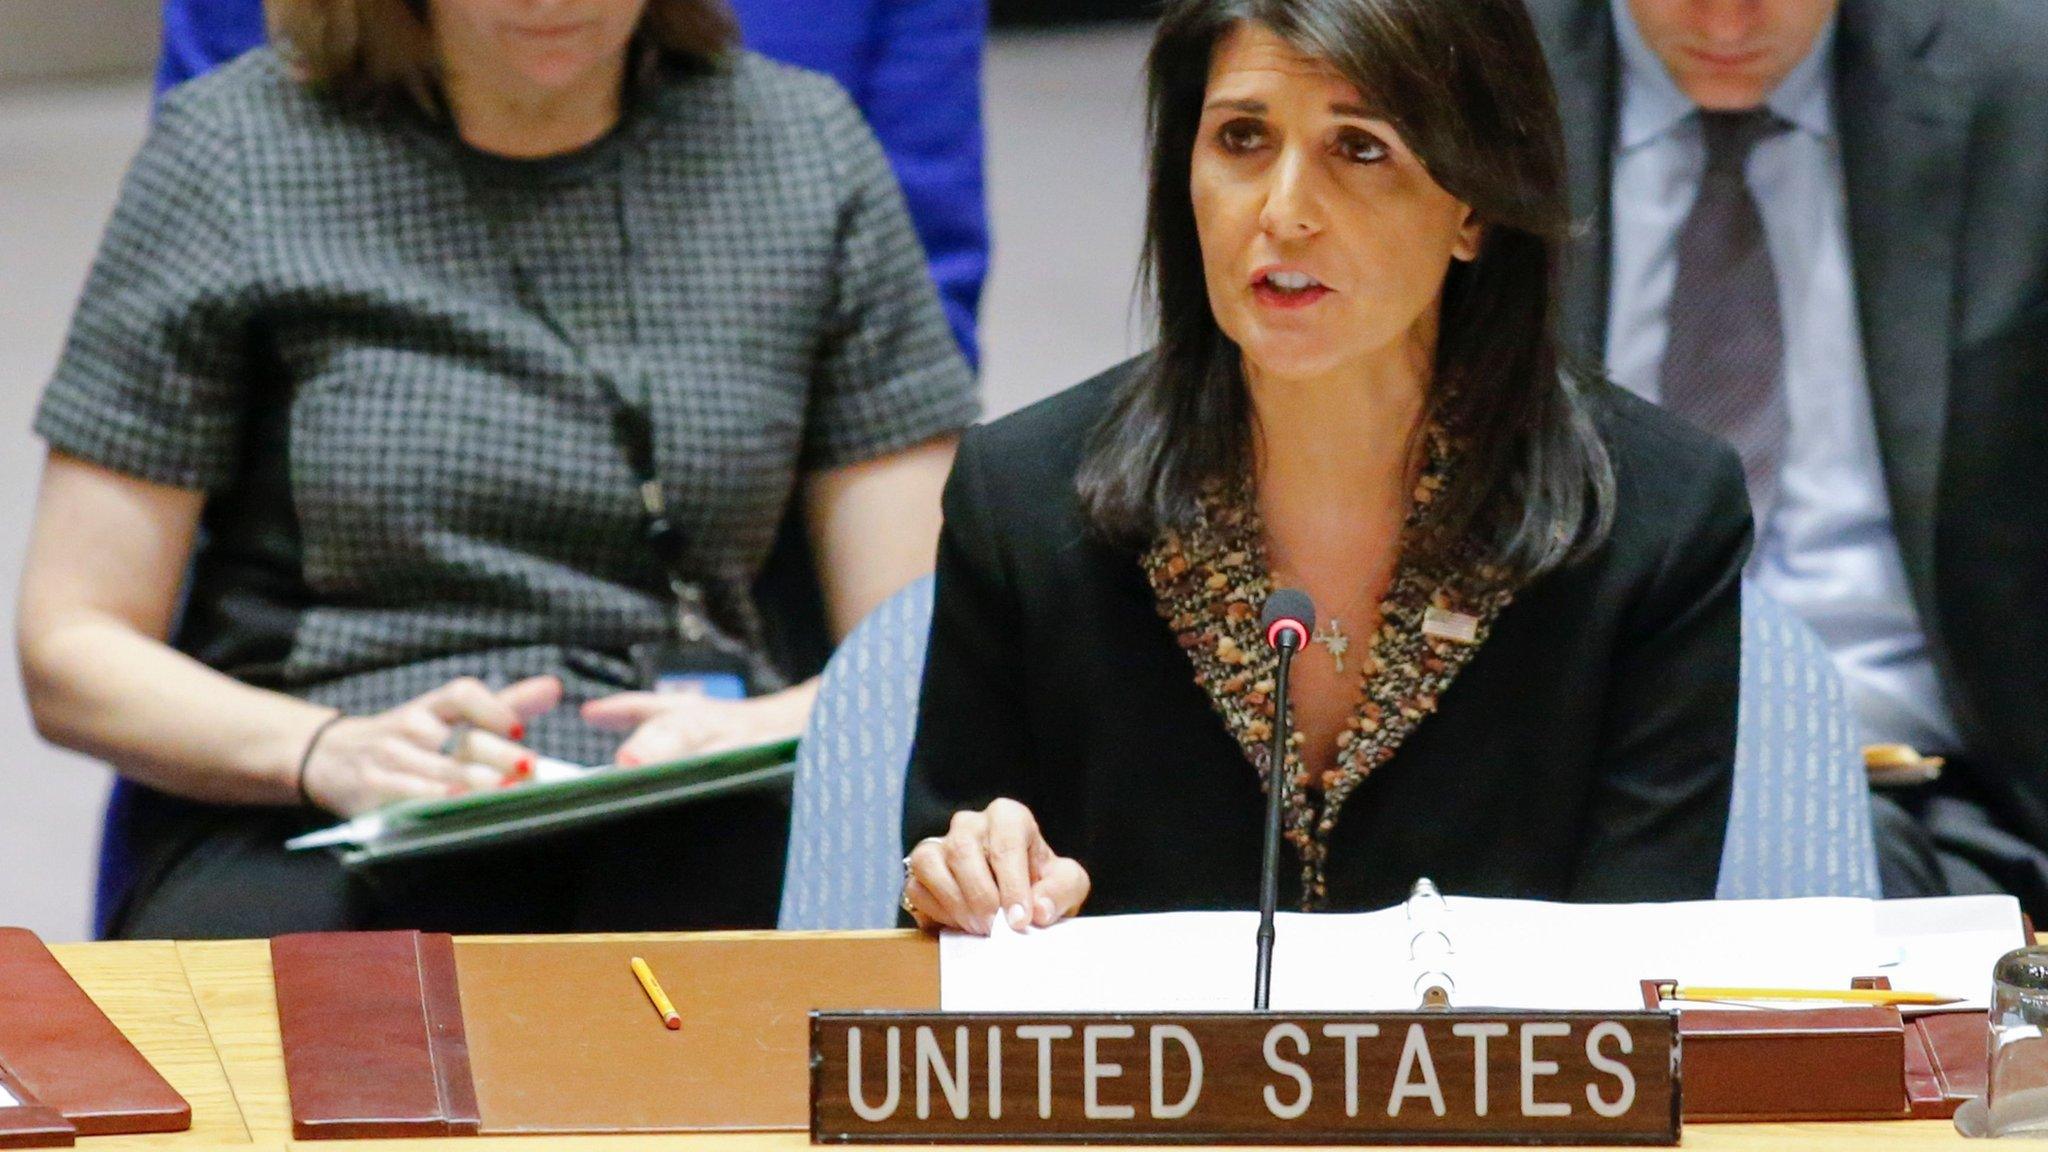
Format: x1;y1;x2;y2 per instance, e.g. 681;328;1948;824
1273;576;1378;676
1311;618;1354;674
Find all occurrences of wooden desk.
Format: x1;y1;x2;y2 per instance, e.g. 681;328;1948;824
44;933;1981;1151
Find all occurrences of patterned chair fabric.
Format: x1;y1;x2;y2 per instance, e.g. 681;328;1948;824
778;576;1879;927
778;576;936;930
1719;582;1880;899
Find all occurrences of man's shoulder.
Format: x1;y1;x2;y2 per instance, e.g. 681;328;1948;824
1518;0;1607;54
1841;0;2048;94
1938;0;2048;91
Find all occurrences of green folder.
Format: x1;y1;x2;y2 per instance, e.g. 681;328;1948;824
310;738;799;868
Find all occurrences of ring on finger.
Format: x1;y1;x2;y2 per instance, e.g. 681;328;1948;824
439;723;473;761
901;838;944;917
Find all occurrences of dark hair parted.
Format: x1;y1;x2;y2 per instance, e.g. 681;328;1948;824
1076;0;1615;582
268;0;738;113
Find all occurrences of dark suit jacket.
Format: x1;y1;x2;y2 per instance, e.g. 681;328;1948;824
903;360;1750;914
1526;0;2048;852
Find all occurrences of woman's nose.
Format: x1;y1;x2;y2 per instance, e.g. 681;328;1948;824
1257;149;1322;239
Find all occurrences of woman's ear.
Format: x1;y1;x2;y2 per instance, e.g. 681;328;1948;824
1451;205;1484;263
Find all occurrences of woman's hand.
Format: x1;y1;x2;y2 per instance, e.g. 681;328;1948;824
903;799;1091;935
581;681;816;766
301;676;561;816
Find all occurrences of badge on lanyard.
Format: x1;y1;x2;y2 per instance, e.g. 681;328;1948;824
629;639;749;700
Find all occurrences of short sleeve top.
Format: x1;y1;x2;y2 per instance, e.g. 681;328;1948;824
35;49;978;764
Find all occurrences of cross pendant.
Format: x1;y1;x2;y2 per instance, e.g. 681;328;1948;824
1313;619;1350;674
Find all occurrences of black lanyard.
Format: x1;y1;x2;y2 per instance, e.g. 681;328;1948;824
596;363;722;647
470;173;743;657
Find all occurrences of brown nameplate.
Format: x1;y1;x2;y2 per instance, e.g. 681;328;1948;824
811;1012;1678;1145
272;931;481;1140
0;1062;75;1149
0;928;188;1143
1637;977;1911;1121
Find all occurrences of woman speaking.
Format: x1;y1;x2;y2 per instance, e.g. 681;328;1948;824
902;0;1749;932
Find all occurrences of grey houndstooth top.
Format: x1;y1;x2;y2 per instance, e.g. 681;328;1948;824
35;49;979;766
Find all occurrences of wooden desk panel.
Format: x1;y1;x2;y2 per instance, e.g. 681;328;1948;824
177;940;292;1145
47;940;248;1146
38;932;1985;1151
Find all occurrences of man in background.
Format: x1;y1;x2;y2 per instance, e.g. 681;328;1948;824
1525;0;2048;911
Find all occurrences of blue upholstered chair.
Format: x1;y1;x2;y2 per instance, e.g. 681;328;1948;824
777;576;1880;929
1718;582;1881;899
779;576;937;930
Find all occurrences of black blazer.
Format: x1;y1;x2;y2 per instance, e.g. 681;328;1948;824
1527;0;2048;853
904;360;1752;914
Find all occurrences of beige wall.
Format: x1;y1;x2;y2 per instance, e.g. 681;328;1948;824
0;0;161;85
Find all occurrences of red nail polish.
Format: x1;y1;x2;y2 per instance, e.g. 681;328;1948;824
516;756;534;779
619;752;640;768
509;722;526;741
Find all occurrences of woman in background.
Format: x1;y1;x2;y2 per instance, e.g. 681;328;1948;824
18;0;976;937
152;0;991;362
901;0;1749;932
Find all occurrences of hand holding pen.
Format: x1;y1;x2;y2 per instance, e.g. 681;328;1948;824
297;675;562;817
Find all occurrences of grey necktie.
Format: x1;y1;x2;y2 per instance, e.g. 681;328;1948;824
1660;109;1790;521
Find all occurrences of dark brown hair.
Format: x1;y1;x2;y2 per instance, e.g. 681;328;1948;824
268;0;738;112
1077;0;1613;581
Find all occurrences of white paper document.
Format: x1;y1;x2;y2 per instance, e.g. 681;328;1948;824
941;895;2027;1015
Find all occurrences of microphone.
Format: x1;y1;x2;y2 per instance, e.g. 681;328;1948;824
1254;589;1315;1010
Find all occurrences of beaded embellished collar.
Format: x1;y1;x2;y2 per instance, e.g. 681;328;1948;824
1139;427;1516;909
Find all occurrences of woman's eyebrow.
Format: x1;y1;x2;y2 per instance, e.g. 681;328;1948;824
1330;101;1376;119
1202;97;1266;114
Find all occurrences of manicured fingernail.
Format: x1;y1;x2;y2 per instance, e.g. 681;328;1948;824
619;752;640;767
516;756;534;779
1035;895;1056;925
1007;904;1029;931
509;722;526;741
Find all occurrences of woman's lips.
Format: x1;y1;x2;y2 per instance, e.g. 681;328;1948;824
1252;281;1333;310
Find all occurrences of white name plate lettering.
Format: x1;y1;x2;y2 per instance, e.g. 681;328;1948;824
811;1011;1678;1144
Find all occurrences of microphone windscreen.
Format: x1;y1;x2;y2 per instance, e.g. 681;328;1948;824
1259;588;1317;635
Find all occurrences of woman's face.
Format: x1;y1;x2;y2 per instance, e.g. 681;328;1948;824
429;0;647;98
1190;23;1481;390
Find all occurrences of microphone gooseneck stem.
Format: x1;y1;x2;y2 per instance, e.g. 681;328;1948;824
1254;635;1298;1011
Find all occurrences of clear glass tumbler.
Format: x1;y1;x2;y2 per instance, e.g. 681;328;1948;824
1979;945;2048;1136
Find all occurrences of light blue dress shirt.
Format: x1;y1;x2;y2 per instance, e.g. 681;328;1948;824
1604;0;1961;753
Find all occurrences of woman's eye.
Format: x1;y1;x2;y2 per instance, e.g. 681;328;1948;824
1216;120;1266;154
1337;129;1389;164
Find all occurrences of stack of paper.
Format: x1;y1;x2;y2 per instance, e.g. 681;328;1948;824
940;895;2026;1015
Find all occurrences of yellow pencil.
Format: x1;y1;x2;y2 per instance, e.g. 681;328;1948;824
631;956;682;1030
1663;984;1959;1007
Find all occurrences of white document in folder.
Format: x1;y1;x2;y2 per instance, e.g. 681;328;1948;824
940;895;2026;1015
